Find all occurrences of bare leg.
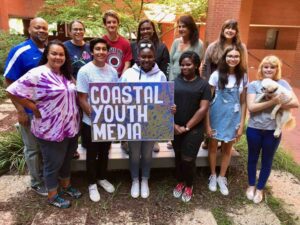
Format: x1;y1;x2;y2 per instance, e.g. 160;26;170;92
209;138;218;175
219;141;234;177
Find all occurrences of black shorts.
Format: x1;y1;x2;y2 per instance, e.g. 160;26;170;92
172;127;204;158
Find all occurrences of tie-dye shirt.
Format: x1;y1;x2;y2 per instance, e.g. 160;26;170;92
6;65;80;142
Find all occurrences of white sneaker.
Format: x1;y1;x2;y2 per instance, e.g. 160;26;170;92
253;190;263;204
89;184;100;202
98;179;115;193
141;179;149;198
246;186;255;200
208;174;217;192
217;176;229;196
131;180;140;198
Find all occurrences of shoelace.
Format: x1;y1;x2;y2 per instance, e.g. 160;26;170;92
90;185;97;191
176;183;185;191
219;177;228;186
56;196;65;203
209;175;216;181
185;187;193;196
50;194;63;203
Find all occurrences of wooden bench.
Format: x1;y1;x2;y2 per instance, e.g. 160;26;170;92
71;142;240;171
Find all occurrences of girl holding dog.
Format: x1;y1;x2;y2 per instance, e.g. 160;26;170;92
206;45;248;196
246;55;299;203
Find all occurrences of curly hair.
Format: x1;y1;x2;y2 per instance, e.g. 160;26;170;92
179;51;201;76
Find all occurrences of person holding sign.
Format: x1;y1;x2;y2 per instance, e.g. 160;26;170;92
7;40;82;208
130;19;170;153
121;39;167;198
77;38;118;202
172;51;210;202
206;46;247;196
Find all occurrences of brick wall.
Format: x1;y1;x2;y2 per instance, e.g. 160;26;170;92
294;32;300;87
251;0;300;25
0;0;44;31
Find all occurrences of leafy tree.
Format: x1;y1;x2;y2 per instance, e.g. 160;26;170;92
37;0;208;37
156;0;208;21
37;0;146;37
0;31;26;74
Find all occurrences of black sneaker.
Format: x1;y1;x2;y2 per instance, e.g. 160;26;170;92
31;185;48;196
62;185;82;199
48;194;71;209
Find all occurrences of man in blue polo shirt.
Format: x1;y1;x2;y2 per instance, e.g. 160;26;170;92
4;17;48;196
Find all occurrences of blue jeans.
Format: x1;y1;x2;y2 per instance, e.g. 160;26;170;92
246;127;281;190
37;135;78;192
19;114;43;187
128;141;154;180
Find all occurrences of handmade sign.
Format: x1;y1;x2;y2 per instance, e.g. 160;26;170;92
89;82;174;141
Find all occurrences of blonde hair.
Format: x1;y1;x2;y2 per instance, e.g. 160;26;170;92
257;55;282;80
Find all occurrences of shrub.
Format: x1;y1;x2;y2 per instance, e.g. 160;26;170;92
0;131;26;174
0;30;26;74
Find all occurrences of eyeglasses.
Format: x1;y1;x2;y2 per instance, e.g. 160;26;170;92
139;43;152;49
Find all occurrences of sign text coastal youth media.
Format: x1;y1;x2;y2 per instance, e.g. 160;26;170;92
89;82;174;141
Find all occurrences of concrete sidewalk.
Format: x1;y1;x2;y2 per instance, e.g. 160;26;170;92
281;86;300;164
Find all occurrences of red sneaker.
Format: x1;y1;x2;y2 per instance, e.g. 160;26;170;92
173;182;185;198
182;186;193;202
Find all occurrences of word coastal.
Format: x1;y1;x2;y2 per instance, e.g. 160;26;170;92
90;83;165;141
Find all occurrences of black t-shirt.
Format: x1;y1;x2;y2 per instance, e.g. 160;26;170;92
174;75;211;128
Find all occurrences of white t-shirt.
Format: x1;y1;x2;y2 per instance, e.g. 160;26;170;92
209;70;248;94
77;62;118;125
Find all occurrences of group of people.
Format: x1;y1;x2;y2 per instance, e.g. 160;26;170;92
4;10;299;209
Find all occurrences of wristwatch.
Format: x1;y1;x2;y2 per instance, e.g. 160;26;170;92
185;126;190;132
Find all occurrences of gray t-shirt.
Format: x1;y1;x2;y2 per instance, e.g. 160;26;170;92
77;62;118;125
169;38;204;81
247;79;292;130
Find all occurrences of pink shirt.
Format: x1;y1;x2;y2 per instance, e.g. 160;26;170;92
7;65;80;142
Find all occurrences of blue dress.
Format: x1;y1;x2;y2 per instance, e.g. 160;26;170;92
209;86;241;142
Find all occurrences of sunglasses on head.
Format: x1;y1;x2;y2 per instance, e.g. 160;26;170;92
139;43;152;49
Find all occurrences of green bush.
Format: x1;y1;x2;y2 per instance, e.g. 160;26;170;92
0;76;6;100
0;30;26;74
0;131;26;174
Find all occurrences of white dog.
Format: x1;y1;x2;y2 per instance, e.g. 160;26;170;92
255;78;295;138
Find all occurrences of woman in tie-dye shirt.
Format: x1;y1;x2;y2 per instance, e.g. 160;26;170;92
7;40;81;209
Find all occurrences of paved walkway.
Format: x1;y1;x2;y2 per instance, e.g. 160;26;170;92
280;86;300;164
